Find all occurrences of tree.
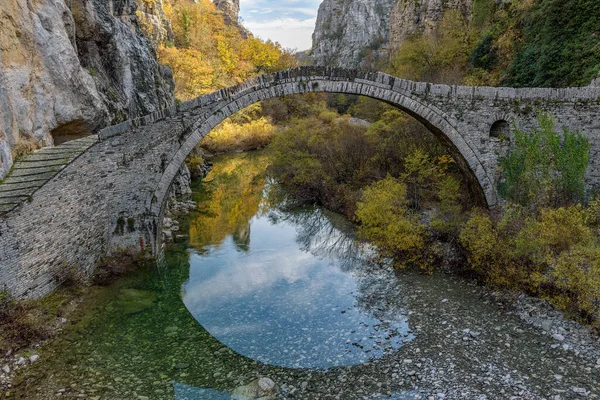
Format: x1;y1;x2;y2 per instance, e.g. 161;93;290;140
498;113;590;209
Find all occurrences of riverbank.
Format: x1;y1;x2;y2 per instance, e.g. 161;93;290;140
0;252;151;395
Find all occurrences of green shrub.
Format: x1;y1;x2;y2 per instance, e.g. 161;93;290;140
498;113;590;209
355;176;427;269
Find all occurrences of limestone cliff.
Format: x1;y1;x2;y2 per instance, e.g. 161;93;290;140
213;0;250;38
214;0;239;25
0;0;175;178
311;0;474;68
311;0;396;68
388;0;473;52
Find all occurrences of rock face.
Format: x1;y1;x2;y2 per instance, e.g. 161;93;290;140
135;0;174;46
311;0;396;68
0;0;175;179
213;0;240;24
388;0;473;52
213;0;249;38
311;0;474;68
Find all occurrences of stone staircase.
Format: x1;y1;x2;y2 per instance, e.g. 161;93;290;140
0;136;98;215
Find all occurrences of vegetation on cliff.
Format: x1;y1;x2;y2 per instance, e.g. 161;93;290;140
388;0;600;87
148;0;296;100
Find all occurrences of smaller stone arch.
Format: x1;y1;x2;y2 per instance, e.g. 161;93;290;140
490;120;510;140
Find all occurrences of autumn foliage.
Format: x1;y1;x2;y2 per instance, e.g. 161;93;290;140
156;0;297;100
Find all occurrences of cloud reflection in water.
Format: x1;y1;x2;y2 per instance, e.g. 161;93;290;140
182;207;414;369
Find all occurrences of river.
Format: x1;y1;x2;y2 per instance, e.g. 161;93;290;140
11;152;599;399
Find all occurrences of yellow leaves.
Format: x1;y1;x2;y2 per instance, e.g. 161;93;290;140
158;0;297;100
356;176;427;269
390;10;474;84
530;206;593;256
241;38;281;72
460;202;600;320
217;40;237;74
552;246;600;317
202;117;275;154
459;210;499;271
158;46;214;100
142;0;157;9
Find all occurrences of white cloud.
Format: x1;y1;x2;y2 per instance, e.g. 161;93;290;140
244;17;317;51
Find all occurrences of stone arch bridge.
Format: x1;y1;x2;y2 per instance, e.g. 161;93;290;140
2;66;600;298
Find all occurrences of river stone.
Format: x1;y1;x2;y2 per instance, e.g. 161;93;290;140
541;320;553;332
232;377;277;399
553;333;565;342
258;378;275;393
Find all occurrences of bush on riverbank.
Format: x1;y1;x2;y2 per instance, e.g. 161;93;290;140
498;113;590;210
267;107;469;219
460;203;600;324
202;117;276;154
355;176;427;269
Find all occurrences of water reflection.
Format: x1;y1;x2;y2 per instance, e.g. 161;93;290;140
182;156;414;369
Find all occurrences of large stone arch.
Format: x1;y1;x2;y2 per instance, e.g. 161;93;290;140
148;68;496;225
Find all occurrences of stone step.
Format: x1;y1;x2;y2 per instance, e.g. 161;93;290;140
2;172;57;184
53;143;91;150
67;136;97;143
13;159;68;169
0;203;16;213
23;153;75;162
0;195;27;205
0;187;33;198
54;139;96;148
9;165;60;177
35;147;83;155
0;180;43;192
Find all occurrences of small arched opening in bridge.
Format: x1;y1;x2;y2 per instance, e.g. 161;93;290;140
148;68;498;235
490;120;510;140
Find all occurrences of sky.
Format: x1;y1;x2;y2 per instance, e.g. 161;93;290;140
239;0;322;51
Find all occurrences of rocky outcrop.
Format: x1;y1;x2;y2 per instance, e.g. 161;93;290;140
213;0;249;38
311;0;475;68
0;0;175;179
135;0;174;46
389;0;473;52
311;0;396;68
214;0;239;24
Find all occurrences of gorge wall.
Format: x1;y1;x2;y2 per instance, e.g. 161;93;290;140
311;0;396;68
311;0;472;68
0;0;175;179
388;0;473;52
